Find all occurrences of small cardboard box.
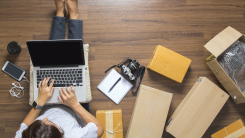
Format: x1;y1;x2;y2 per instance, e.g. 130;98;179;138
96;109;123;138
204;26;245;104
147;45;191;83
126;85;173;138
166;77;229;138
211;119;245;138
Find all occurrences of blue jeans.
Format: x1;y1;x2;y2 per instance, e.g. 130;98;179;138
49;16;89;112
50;16;83;40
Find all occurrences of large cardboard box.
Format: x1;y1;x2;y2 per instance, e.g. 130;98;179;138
166;77;229;138
211;119;245;138
126;85;173;138
96;109;123;138
204;26;245;104
147;45;191;83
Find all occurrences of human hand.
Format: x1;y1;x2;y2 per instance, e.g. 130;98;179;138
58;86;80;108
37;78;55;106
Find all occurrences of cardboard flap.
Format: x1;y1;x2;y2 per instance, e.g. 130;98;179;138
204;26;242;57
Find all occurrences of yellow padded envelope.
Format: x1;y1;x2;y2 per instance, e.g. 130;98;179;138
147;45;191;83
96;109;123;138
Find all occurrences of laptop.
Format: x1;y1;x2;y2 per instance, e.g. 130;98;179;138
27;39;86;103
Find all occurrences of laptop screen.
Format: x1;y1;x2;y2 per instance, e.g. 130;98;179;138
27;40;85;67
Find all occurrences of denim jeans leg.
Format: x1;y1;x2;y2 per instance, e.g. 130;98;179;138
68;19;83;40
81;102;90;112
50;16;66;40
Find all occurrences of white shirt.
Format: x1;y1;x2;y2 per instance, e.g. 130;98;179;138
15;108;98;138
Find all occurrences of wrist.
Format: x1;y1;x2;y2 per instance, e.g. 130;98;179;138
36;98;46;106
71;102;81;110
33;107;42;111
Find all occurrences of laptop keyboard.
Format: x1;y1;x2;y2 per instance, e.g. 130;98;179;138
36;69;83;88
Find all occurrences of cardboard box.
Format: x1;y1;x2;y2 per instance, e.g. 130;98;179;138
204;26;245;104
211;119;245;138
147;45;191;83
126;85;173;138
166;77;229;138
96;109;123;138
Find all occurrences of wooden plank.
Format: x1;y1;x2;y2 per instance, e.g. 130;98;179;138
0;0;244;137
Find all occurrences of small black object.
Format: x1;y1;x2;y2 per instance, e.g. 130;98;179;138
109;77;121;93
7;41;21;54
122;60;140;81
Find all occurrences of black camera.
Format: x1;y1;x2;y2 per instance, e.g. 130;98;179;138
121;60;140;81
105;57;145;94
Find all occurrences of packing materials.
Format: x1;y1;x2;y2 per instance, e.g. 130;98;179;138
96;109;123;138
97;69;133;104
204;26;245;104
126;85;173;138
211;119;245;138
217;40;245;94
147;45;191;83
166;77;229;138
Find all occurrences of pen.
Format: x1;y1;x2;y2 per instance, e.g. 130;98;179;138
109;77;121;93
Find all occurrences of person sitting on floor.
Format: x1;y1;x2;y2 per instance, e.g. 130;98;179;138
15;0;104;138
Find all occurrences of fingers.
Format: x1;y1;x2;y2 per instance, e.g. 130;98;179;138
49;79;54;88
51;87;55;95
45;77;50;84
41;77;50;87
66;87;72;94
59;87;74;105
58;95;64;103
59;89;65;99
61;88;68;96
42;78;46;87
38;81;42;88
71;86;75;93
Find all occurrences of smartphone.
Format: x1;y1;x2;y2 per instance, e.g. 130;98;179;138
2;61;26;81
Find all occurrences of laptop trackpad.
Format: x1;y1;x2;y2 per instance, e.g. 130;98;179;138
47;86;86;103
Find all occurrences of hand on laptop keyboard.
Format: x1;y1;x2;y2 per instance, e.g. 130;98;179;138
37;77;55;106
57;86;79;109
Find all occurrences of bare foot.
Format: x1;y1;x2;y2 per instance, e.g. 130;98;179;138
65;0;79;19
54;0;65;17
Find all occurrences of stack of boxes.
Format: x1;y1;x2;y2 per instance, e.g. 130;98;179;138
96;26;245;138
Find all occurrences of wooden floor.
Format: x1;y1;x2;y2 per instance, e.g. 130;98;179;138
0;0;245;137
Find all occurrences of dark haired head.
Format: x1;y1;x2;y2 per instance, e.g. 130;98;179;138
22;120;63;138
